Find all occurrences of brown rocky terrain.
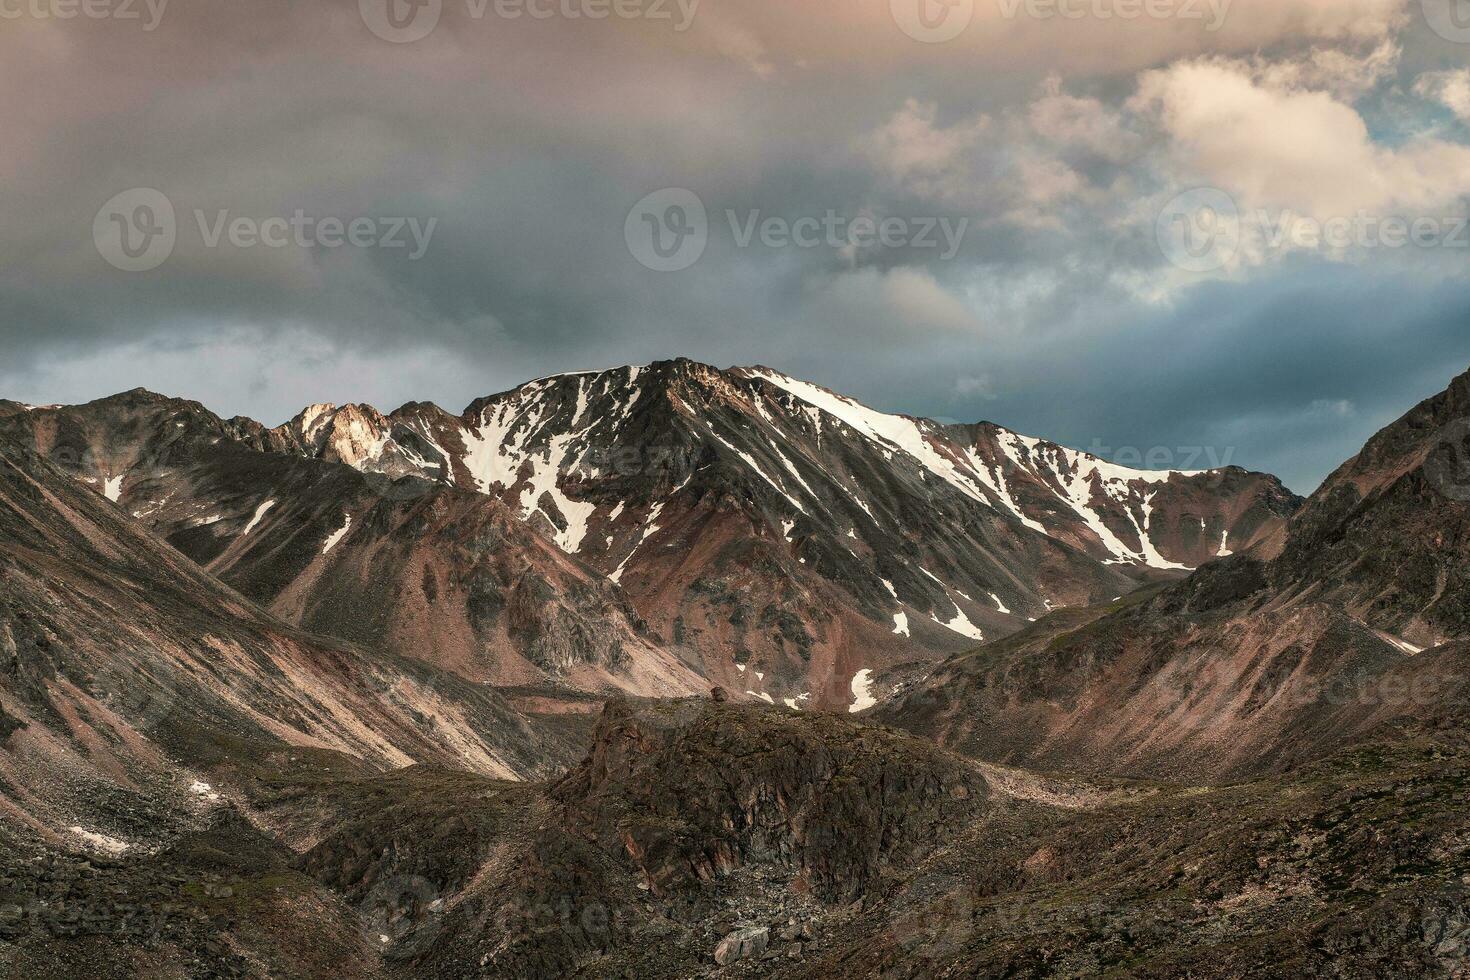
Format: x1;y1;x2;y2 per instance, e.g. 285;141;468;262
6;364;1470;980
0;433;594;853
0;392;700;700
7;696;1468;979
1271;366;1470;648
22;360;1290;712
874;568;1470;781
876;366;1470;783
0;364;1297;713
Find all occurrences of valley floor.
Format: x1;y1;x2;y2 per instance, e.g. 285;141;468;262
3;702;1468;979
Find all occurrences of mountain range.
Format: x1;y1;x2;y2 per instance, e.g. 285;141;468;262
2;360;1467;978
0;360;1297;714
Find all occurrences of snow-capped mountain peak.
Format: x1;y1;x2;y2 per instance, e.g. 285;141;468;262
240;359;1296;709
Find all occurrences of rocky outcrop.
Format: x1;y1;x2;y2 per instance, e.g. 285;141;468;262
552;699;987;902
299;699;992;979
1271;366;1470;648
714;925;769;965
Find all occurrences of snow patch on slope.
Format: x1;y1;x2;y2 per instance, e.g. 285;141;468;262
241;499;276;537
461;392;597;553
937;606;985;642
322;514;352;554
1000;432;1196;570
849;668;876;713
752;368;1207;571
753;369;995;509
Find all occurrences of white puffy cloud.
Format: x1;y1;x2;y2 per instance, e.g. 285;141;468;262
1027;79;1139;163
865;100;993;205
1415;69;1470;123
1133;53;1470;218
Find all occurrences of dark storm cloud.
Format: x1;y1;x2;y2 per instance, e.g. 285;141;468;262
836;265;1470;495
0;0;1464;493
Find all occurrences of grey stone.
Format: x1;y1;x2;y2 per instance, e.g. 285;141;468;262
714;925;770;966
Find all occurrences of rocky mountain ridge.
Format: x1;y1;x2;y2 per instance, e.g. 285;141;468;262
1;362;1297;712
877;364;1470;783
202;359;1296;709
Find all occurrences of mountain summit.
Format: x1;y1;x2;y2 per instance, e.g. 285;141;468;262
249;359;1298;707
2;360;1297;712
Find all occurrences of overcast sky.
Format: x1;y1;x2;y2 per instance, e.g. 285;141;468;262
3;0;1469;492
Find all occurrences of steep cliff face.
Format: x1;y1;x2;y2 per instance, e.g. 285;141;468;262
1272;366;1470;648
